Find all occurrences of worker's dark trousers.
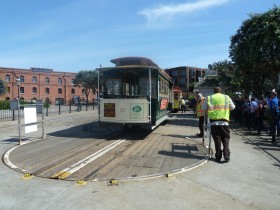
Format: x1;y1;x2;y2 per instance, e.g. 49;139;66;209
198;116;204;135
211;125;230;159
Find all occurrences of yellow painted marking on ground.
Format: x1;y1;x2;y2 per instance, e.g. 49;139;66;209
76;179;87;186
165;173;173;178
51;171;65;179
57;172;71;180
21;173;33;180
107;179;119;186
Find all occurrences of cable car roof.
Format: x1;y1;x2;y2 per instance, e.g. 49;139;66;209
96;57;172;82
110;57;159;68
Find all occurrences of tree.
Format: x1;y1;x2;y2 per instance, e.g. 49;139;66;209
212;60;239;90
229;6;280;97
73;70;98;104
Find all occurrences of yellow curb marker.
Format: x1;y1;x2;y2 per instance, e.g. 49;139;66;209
22;173;33;180
165;173;173;178
76;179;87;186
107;179;119;186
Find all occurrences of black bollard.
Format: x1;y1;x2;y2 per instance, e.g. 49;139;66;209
46;103;48;116
59;100;61;115
12;110;15;121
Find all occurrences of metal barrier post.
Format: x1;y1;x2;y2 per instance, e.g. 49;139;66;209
12;110;15;121
69;100;71;113
41;97;45;138
59;99;61;115
16;78;21;145
46;102;48;116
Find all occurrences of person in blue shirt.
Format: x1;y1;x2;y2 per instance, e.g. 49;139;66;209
248;97;258;130
269;91;279;136
243;97;258;130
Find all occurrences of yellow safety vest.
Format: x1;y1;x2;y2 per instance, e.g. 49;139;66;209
196;99;205;117
207;93;230;121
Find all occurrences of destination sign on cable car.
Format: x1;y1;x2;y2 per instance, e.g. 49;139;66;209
160;98;168;110
104;103;115;117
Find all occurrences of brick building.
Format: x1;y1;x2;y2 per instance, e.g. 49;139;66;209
165;66;207;94
0;67;95;105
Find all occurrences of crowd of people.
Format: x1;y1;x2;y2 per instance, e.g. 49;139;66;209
187;87;279;163
231;90;280;136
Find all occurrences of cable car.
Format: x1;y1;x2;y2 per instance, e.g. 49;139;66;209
97;57;173;130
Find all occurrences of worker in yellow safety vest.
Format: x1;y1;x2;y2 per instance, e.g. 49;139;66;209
203;87;235;163
196;93;205;137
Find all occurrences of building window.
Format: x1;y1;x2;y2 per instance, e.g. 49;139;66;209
171;70;177;76
33;87;37;94
45;77;50;83
7;87;10;93
71;88;75;94
32;76;37;83
5;75;10;82
180;70;186;76
20;87;24;94
58;78;62;84
179;78;186;86
20;76;24;83
58;88;62;94
46;88;50;94
71;79;75;85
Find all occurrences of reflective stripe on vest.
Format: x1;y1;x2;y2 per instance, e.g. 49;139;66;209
196;99;205;117
207;93;230;121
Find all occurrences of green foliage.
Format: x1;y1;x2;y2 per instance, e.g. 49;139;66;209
188;95;195;100
73;70;99;102
43;102;50;108
229;6;280;96
212;60;240;92
0;100;10;110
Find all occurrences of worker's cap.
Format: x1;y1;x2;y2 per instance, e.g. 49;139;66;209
198;93;203;100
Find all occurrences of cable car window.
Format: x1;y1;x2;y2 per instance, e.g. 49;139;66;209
106;79;121;95
139;77;156;97
124;83;129;96
131;84;135;96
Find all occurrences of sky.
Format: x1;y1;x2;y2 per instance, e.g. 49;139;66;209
0;0;279;72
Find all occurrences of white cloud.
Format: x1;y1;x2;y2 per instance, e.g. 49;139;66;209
139;0;229;24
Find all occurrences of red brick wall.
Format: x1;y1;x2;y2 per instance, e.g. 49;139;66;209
0;67;96;105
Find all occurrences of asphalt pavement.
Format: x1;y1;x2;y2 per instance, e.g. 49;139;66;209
0;110;280;210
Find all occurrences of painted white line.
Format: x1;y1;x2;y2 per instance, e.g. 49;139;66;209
3;138;49;173
54;139;126;179
3;145;28;172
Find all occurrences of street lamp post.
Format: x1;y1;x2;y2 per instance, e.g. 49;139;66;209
16;78;22;145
